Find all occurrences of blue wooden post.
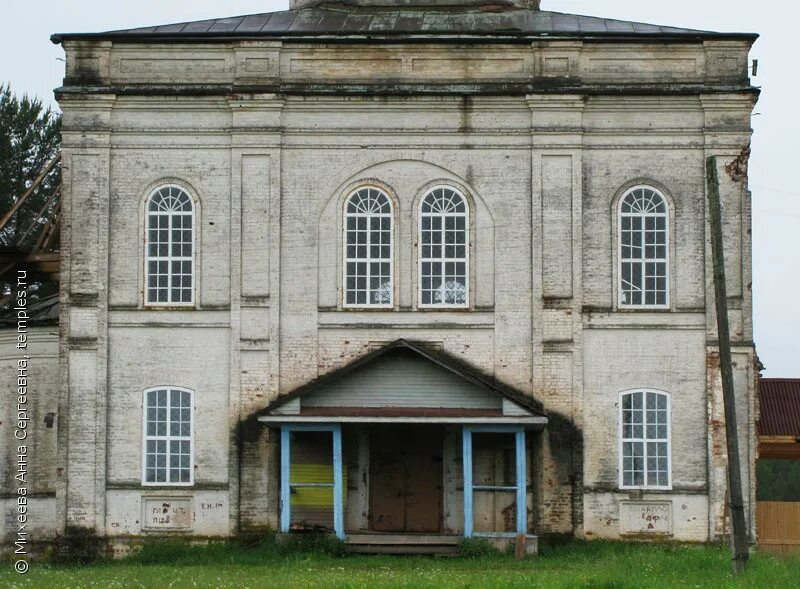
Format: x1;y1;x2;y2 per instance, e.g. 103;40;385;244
280;427;291;533
332;424;345;540
462;426;474;538
515;429;527;535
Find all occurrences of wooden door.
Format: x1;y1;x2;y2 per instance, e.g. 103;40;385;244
369;427;443;533
369;445;406;532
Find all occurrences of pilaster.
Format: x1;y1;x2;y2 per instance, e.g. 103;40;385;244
226;94;284;533
527;94;585;535
57;94;115;539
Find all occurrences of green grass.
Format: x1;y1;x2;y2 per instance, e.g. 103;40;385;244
3;538;799;589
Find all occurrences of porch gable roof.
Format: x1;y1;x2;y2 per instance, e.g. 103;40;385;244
258;339;545;421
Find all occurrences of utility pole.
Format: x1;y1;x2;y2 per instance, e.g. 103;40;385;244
706;156;749;574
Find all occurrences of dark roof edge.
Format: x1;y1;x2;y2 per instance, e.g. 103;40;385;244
53;83;762;98
257;339;546;418
51;31;759;44
760;378;800;383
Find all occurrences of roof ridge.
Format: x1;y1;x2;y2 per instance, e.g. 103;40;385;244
52;7;758;43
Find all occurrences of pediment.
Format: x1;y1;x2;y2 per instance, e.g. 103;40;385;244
260;340;544;422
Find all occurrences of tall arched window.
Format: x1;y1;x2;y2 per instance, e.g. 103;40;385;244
419;186;469;307
146;185;194;305
344;187;393;307
618;186;669;308
143;387;193;485
619;390;671;489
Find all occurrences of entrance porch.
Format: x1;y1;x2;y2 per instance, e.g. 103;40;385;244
257;340;548;553
270;422;540;553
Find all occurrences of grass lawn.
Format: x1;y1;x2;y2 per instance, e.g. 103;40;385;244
2;538;799;589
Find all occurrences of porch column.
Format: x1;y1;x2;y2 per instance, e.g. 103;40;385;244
463;427;474;538
515;429;527;535
280;427;291;534
332;424;344;539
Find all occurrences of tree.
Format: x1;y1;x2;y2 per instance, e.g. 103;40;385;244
0;85;61;311
0;84;61;249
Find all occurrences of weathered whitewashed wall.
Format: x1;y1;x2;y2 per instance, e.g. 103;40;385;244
38;31;759;548
0;327;59;552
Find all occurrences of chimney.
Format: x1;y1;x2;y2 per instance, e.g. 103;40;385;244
289;0;541;9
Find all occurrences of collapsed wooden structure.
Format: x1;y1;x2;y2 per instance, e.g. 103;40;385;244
0;153;61;295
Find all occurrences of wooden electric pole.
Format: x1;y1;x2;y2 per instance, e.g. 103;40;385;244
706;156;749;574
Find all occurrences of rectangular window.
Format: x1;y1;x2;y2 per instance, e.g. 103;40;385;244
619;187;668;309
620;391;670;489
146;186;194;305
343;188;393;307
419;187;469;307
143;388;193;485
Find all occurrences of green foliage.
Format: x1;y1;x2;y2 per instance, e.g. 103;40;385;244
758;459;800;501
458;537;500;558
270;532;348;557
3;540;800;588
0;83;60;249
52;528;105;565
129;533;347;566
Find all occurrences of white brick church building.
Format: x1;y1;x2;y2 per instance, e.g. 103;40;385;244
1;0;759;554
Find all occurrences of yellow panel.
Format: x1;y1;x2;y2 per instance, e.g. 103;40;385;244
290;463;346;508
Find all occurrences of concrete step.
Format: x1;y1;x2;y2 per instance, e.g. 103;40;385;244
345;534;461;555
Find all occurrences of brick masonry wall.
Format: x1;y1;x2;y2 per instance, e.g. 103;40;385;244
0;328;59;544
32;36;759;545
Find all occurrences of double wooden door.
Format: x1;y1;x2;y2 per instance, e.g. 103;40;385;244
369;427;443;533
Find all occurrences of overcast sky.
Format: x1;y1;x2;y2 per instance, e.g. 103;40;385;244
2;1;797;376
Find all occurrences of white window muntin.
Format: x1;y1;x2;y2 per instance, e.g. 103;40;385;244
145;185;195;306
343;186;394;308
618;185;669;309
142;387;194;486
418;185;469;308
618;389;671;490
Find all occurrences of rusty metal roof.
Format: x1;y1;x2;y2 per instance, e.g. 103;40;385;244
51;7;757;43
0;294;59;327
759;379;800;436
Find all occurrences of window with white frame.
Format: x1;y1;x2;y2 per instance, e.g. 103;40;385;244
419;186;469;307
344;187;393;307
143;388;193;485
619;186;669;308
146;185;194;305
620;390;671;489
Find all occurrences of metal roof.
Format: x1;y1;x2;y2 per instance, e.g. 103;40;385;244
0;294;59;327
759;379;800;436
51;7;757;43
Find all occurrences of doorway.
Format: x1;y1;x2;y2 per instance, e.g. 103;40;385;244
369;426;443;533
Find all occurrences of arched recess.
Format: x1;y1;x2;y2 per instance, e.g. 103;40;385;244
318;160;494;310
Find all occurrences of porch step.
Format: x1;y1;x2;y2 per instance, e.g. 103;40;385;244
345;534;461;555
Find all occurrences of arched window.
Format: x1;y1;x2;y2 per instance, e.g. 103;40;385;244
143;387;193;485
619;390;671;489
344;187;393;307
146;185;194;305
419;186;469;307
618;186;669;308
